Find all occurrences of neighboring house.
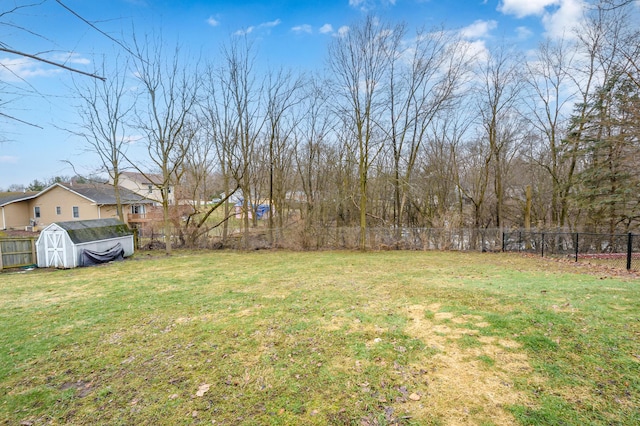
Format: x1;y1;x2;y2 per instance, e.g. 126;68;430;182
115;172;175;206
0;192;38;230
0;182;154;231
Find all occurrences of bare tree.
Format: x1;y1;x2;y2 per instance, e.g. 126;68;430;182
457;136;492;231
72;54;133;222
418;109;474;228
129;35;200;255
384;26;472;241
329;16;396;250
293;76;336;246
177;121;241;247
219;37;265;249
524;37;578;228
476;43;524;229
264;68;303;245
201;62;244;244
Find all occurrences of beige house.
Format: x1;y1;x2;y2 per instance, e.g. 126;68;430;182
115;172;175;206
0;192;38;230
0;182;153;231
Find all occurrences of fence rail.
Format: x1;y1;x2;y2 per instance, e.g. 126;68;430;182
134;225;505;252
3;227;637;272
0;237;37;270
502;230;639;271
134;225;639;271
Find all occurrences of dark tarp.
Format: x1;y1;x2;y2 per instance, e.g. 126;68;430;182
81;242;125;266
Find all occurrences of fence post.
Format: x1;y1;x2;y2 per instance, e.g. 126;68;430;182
31;237;36;266
502;231;506;252
0;240;4;270
627;233;633;271
541;233;545;258
518;231;522;252
133;227;139;250
575;233;579;263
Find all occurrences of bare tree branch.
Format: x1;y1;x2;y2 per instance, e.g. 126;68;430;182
0;47;105;80
54;0;143;63
0;111;43;128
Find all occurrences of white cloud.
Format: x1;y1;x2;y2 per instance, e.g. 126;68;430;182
0;57;61;82
319;24;334;34
234;26;255;36
498;0;559;18
460;20;497;39
459;40;491;65
516;26;533;40
498;0;587;39
0;52;91;83
0;155;18;164
234;19;281;36
207;16;219;27
541;0;586;39
260;19;282;28
349;0;397;11
52;52;91;65
337;25;350;37
292;24;312;34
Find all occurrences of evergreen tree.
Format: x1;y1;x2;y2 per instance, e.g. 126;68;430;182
572;70;640;232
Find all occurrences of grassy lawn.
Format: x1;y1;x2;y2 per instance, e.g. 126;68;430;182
1;251;638;425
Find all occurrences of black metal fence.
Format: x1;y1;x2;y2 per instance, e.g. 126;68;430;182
135;226;505;251
502;230;640;271
133;223;639;271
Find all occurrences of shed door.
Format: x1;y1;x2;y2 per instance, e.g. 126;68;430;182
45;230;66;268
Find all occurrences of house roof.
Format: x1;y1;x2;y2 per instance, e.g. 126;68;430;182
120;171;165;186
39;183;154;205
0;192;38;207
53;218;132;244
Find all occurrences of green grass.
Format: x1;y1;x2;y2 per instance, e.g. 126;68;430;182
1;250;639;425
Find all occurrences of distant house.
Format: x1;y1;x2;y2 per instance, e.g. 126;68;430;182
0;191;38;230
0;182;153;231
115;172;175;206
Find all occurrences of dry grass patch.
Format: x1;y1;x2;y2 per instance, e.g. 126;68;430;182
401;304;533;425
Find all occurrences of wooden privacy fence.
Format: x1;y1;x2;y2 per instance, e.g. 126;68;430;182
0;237;37;270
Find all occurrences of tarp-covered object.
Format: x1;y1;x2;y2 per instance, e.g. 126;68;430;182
81;242;125;266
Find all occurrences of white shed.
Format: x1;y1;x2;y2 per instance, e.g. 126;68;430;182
36;219;134;268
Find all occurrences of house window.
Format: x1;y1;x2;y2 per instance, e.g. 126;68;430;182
131;205;145;214
148;185;153;193
73;206;79;218
34;206;41;218
56;206;61;215
168;186;172;194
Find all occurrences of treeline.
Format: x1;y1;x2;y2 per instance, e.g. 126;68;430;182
73;2;639;251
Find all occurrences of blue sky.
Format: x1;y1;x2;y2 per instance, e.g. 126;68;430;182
0;0;593;188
